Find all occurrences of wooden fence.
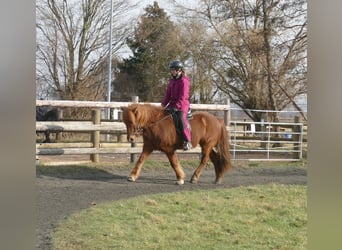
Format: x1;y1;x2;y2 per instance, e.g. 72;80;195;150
36;99;305;164
36;99;231;163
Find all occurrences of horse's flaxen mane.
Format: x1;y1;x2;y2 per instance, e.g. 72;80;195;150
129;103;164;127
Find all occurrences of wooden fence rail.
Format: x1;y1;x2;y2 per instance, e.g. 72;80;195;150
36;100;229;163
36;99;231;111
36;121;126;132
36;100;305;164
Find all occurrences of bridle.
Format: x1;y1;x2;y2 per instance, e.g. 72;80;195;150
129;113;173;138
130;125;144;137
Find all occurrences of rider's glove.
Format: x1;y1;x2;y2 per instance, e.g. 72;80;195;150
165;107;178;113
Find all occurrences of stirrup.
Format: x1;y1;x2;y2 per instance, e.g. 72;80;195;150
183;141;191;151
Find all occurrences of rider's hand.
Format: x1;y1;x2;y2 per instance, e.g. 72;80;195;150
165;107;177;113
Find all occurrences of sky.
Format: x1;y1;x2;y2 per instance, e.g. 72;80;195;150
134;0;197;16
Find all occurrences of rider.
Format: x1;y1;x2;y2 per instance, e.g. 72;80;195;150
161;60;192;151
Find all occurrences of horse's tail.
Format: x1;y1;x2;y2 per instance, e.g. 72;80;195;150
214;121;232;180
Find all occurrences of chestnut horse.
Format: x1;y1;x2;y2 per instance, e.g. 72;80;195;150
121;103;232;185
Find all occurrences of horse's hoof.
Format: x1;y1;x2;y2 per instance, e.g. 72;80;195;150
127;176;136;182
176;179;184;185
190;176;198;184
215;179;222;185
190;178;198;184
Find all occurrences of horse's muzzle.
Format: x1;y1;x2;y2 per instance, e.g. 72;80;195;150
127;134;135;142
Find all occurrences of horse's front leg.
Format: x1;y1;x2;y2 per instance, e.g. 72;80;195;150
128;146;153;182
165;151;185;185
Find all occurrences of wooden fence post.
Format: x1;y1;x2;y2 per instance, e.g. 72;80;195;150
130;96;139;163
223;98;230;126
90;109;101;163
292;116;302;159
117;110;123;142
260;113;267;148
56;108;63;141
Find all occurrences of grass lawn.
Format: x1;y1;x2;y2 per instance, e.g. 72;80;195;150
52;183;307;250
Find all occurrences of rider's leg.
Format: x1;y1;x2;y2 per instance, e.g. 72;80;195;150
180;111;191;150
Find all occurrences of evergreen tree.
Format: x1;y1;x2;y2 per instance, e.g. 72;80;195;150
113;1;185;102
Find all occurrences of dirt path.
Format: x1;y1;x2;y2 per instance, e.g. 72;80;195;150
36;161;307;250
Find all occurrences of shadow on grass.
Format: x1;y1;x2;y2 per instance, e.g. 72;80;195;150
36;164;127;181
35;161;212;186
35;163;188;185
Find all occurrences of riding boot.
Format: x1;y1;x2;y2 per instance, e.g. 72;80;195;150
183;141;192;151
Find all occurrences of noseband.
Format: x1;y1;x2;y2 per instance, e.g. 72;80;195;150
130;125;143;137
129;113;172;138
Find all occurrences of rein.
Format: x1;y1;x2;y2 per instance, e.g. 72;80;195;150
149;113;173;127
132;113;172;136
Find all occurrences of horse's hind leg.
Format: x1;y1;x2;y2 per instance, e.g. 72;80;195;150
165;151;185;185
128;147;152;182
209;150;223;184
190;147;211;183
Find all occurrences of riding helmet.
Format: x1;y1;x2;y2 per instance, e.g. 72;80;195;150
169;60;184;70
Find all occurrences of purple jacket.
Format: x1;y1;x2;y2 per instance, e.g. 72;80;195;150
161;75;190;112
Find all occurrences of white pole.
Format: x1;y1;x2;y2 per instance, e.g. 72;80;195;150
106;0;113;141
107;0;113;108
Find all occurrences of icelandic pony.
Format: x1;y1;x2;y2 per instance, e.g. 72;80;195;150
121;103;232;185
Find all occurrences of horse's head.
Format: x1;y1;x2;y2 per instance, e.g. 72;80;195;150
121;104;144;142
121;103;165;142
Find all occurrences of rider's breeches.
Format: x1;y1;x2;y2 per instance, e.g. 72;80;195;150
179;111;191;142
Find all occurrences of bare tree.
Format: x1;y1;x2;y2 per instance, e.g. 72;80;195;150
180;19;219;104
174;0;307;121
36;0;136;101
